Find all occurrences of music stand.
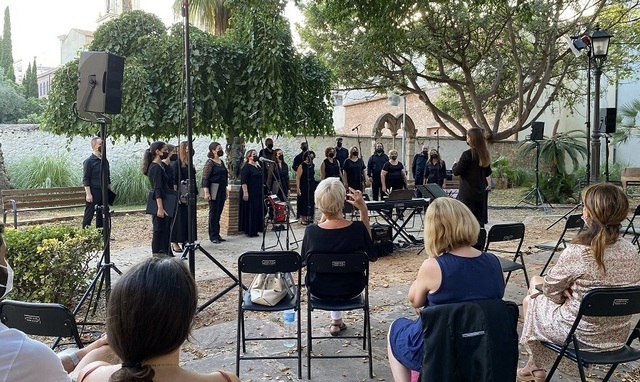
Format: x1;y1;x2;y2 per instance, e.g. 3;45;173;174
417;184;448;199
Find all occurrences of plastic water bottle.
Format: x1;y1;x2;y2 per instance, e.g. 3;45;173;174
282;309;296;348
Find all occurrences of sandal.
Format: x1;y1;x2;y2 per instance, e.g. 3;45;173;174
517;366;546;382
329;322;347;336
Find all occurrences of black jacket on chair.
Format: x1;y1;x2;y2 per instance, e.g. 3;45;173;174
420;299;518;382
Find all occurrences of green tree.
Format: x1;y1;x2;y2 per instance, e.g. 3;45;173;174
41;10;333;159
0;6;14;83
612;99;640;144
299;0;640;142
0;70;25;123
24;57;39;99
173;0;230;36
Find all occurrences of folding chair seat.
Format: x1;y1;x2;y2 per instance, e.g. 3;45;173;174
541;286;640;381
484;223;529;288
535;214;583;275
236;251;302;379
305;251;373;379
420;299;519;381
622;205;640;251
0;300;84;350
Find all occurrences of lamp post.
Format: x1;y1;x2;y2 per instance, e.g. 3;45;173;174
589;24;612;182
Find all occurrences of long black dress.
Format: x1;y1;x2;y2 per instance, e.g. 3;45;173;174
452;149;492;226
239;163;264;237
147;162;171;254
323;158;341;178
202;158;228;241
297;162;316;219
271;162;290;202
382;161;406;191
170;160;197;244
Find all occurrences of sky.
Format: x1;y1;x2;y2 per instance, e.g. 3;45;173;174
0;0;302;68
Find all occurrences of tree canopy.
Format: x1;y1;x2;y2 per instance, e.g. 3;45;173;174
0;6;15;83
299;0;640;142
41;9;334;144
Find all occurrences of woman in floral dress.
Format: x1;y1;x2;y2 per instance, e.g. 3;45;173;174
518;183;640;381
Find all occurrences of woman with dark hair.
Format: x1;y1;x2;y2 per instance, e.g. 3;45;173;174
518;183;640;381
142;141;172;255
424;148;447;188
77;256;239;382
341;146;367;192
170;142;197;251
320;147;341;180
381;149;407;195
452;127;492;226
238;149;264;237
296;150;317;225
267;148;290;202
202;142;228;244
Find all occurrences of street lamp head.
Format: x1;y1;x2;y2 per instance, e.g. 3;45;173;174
590;24;612;59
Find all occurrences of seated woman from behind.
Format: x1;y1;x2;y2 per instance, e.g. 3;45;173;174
77;256;240;382
301;177;376;336
387;197;505;381
518;183;640;382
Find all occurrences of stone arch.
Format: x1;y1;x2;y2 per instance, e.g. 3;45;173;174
372;113;416;139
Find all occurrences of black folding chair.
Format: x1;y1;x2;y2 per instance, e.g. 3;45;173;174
0;300;84;349
236;251;302;379
535;214;584;275
484;223;529;288
541;286;640;381
305;252;373;379
473;228;487;251
622;205;640;252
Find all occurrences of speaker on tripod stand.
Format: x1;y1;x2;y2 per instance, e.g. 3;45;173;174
515;122;552;209
601;107;617;183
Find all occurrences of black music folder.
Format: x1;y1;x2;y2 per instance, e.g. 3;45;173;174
417;184;449;199
386;189;415;201
145;190;179;217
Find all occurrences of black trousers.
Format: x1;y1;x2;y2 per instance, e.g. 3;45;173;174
371;179;383;201
414;176;424;197
151;215;171;254
208;197;226;241
82;187;103;229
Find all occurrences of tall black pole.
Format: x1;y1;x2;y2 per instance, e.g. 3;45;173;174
585;52;591;184
591;63;602;183
183;0;196;275
99;121;111;301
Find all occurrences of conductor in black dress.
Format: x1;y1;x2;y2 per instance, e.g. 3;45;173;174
202;142;228;244
238;149;264;237
143;141;172;255
82;137;111;229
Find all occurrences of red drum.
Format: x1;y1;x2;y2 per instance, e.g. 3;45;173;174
274;202;287;223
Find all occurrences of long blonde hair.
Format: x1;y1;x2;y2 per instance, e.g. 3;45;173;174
572;183;628;272
466;127;490;167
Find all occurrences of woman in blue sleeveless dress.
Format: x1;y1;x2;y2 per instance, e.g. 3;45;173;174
387;198;505;381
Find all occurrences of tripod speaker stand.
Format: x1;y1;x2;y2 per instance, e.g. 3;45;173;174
515;139;552;210
179;1;244;314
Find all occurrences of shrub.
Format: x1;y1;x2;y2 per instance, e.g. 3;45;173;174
6;153;80;188
111;159;150;205
539;172;580;204
3;225;102;307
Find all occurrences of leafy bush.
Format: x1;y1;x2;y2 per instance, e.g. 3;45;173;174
539;172;580;204
6;153;80;188
3;225;102;306
111;159;150;205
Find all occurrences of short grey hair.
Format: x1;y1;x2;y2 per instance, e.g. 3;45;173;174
315;178;345;218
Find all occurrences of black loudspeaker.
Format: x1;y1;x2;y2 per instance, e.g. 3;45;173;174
530;122;544;141
76;51;125;115
600;107;617;134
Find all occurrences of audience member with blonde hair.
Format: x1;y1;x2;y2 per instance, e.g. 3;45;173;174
387;198;504;381
301;177;376;336
77;256;239;382
518;183;640;382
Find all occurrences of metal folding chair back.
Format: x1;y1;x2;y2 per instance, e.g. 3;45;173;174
236;251;302;379
0;300;84;349
473;228;487;251
484;223;529;288
305;251;373;379
622;205;640;251
541;286;640;381
537;214;584;275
